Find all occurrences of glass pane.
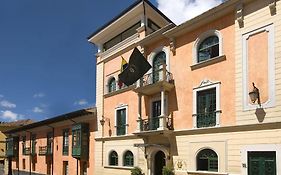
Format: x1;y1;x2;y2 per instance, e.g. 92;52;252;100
197;149;218;172
198;36;219;62
153;51;166;83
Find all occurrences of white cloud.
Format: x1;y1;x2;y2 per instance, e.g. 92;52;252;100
74;99;88;106
0;110;23;121
33;93;45;98
32;107;43;113
0;100;16;108
156;0;223;24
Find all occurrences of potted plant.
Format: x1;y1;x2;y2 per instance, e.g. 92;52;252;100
131;166;144;175
162;166;174;175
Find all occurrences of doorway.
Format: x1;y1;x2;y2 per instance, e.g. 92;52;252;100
248;151;276;175
154;151;166;175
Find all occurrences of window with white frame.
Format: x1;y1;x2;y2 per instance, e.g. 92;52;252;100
193;80;221;128
193;30;223;64
115;105;128;136
197;148;218;172
108;77;116;93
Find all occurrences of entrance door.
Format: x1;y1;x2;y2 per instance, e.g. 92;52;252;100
152;100;161;130
248;151;276;175
154;151;166;175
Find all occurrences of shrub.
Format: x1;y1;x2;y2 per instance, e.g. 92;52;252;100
131;166;144;175
162;166;174;175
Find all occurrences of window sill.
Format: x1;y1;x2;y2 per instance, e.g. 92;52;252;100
190;55;226;70
104;85;136;98
187;170;228;175
104;165;134;170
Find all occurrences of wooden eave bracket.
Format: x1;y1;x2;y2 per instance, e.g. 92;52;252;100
169;37;176;55
236;3;244;28
269;0;276;15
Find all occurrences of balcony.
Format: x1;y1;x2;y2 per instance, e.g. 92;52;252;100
6;137;19;158
23;147;30;155
39;146;52;156
134;67;174;96
134;115;173;136
193;111;221;128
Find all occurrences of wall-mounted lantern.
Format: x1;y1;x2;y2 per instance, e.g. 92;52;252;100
249;82;261;107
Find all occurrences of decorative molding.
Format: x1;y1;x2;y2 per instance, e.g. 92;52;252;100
193;30;223;64
269;0;276;15
193;80;221;128
169;37;176;55
236;3;244;28
242;24;275;110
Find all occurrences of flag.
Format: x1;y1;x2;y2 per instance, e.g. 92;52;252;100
118;56;128;88
118;47;151;86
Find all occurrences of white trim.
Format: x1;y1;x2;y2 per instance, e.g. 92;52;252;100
115;105;129;135
241;144;281;175
242;23;275;110
192;79;221;128
193;30;223;64
147;46;170;74
150;95;168;117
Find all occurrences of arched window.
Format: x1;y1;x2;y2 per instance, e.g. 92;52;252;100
198;36;219;63
109;151;118;166
153;51;166;83
108;77;116;93
123;151;134;167
197;149;218;172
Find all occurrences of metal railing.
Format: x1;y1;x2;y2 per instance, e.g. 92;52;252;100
23;147;30;155
196;112;216;128
139;115;173;131
140;69;173;87
39;146;52;155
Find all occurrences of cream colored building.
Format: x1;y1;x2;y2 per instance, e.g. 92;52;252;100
88;0;281;175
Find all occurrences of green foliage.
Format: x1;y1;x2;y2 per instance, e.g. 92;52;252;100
162;166;174;175
131;167;144;175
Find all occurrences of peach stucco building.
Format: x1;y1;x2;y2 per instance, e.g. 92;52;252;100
88;0;281;175
5;108;96;175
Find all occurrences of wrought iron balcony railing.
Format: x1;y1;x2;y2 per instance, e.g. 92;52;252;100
138;115;173;132
139;69;173;87
196;112;216;128
39;146;52;156
23;147;30;155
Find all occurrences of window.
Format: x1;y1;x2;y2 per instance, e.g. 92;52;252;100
197;149;218;172
147;19;160;33
31;134;36;155
193;30;222;65
153;51;166;83
116;107;127;136
63;161;68;175
197;88;216;128
103;22;141;51
62;129;69;155
23;159;25;169
47;132;53;154
108;77;116;93
198;36;219;62
22;136;26;155
109;151;118;166
72;130;80;148
193;80;221;128
123;151;134;167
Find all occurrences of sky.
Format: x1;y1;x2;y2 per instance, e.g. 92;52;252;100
0;0;222;122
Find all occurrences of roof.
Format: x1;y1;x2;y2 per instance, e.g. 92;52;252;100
0;119;34;127
87;0;174;40
4;108;96;134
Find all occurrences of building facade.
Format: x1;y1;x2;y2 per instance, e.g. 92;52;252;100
5;108;96;175
88;0;281;175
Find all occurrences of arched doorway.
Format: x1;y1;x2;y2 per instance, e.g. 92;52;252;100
154;151;166;175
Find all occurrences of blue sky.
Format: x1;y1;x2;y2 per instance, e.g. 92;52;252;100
0;0;222;122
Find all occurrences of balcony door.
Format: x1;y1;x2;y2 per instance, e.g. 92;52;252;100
152;100;161;130
153;51;166;83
